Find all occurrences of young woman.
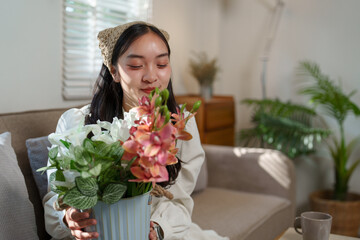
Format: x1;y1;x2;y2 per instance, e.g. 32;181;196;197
43;21;228;240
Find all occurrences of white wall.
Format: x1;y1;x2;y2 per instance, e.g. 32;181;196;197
265;0;360;214
0;0;92;113
153;0;360;213
152;0;221;95
0;0;220;113
1;0;359;214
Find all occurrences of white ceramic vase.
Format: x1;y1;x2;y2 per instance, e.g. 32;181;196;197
86;192;152;240
200;84;213;101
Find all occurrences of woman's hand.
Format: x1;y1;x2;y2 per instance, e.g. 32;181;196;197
149;221;158;240
64;208;99;240
65;208;160;240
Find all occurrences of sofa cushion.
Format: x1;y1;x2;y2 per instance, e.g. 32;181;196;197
26;136;51;200
192;187;291;240
0;132;39;240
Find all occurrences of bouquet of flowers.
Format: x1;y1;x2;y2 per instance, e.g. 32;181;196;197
38;88;201;210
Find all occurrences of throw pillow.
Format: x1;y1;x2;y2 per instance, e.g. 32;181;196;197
26;136;51;200
0;132;39;240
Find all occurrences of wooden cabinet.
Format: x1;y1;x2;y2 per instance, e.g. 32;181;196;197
175;95;235;146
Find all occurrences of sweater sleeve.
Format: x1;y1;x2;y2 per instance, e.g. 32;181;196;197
150;116;205;240
43;107;88;239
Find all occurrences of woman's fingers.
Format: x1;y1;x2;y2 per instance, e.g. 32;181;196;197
65;207;98;239
149;221;157;240
149;228;157;240
71;229;99;240
65;208;97;229
68;208;90;221
68;218;97;230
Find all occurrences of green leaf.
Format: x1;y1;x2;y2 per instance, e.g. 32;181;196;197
102;183;127;204
95;161;113;173
108;142;123;158
83;138;95;153
49;171;58;193
125;156;138;172
74;146;88;166
127;182;152;197
98;167;118;190
345;159;360;182
238;102;330;159
89;164;102;177
81;171;92;178
63;187;98;210
83;151;92;163
347;136;360;158
75;177;98;197
70;160;78;170
56;170;66;181
36;164;56;174
96;142;114;156
112;147;125;164
298;61;360;126
49;171;68;194
60;140;71;149
71;161;89;172
48;147;58;160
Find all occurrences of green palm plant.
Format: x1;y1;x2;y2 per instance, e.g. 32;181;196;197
298;61;360;201
240;98;330;159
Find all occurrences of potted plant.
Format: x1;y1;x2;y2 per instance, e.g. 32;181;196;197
298;61;360;237
38;88;201;240
189;51;220;100
239;98;330;159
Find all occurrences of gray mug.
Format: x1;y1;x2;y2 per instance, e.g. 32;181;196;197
294;211;332;240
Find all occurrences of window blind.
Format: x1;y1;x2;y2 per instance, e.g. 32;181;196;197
62;0;152;100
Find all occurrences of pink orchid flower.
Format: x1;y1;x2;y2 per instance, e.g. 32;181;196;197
131;96;156;118
122;89;198;185
130;163;168;184
171;108;196;141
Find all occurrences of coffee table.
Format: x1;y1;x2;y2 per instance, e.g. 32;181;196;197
278;228;360;240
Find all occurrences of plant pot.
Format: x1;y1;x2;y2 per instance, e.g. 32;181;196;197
86;191;152;240
309;190;360;237
200;84;213;101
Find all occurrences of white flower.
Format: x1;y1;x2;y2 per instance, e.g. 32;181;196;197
84;124;102;136
125;109;138;126
110;117;130;142
49;121;102;148
91;131;114;144
49;114;138;154
48;117;95;147
92;116;137;144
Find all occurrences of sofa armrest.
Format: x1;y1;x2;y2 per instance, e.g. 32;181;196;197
203;144;296;213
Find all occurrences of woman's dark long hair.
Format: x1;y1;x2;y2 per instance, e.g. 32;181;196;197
85;23;181;188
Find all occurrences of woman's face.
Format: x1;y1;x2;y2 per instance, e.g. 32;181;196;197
112;32;172;111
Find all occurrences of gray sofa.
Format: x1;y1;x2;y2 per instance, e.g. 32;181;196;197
0;107;295;240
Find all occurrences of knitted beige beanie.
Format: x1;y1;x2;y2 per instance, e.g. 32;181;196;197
97;21;170;70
